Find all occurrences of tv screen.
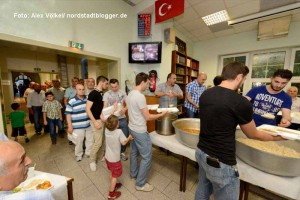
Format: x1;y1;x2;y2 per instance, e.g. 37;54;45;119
129;42;162;64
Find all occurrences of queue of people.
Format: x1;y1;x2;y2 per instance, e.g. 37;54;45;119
2;63;298;200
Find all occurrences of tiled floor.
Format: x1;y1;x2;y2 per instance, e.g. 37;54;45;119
6;121;269;200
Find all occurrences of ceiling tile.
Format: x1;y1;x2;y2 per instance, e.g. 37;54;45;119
190;26;212;36
174;7;200;24
192;0;226;17
224;0;250;8
173;23;188;35
213;28;235;37
187;0;206;6
181;19;207;32
260;0;296;11
227;0;260;19
208;21;232;32
197;33;216;41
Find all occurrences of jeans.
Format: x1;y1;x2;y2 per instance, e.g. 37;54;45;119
46;118;63;141
186;108;199;118
195;148;240;200
119;118;129;153
32;106;43;133
129;129;152;187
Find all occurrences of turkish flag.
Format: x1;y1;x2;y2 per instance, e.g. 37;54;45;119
155;0;184;23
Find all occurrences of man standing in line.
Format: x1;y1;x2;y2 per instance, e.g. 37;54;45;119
49;79;65;105
245;69;293;127
195;62;285;200
85;77;95;96
184;72;207;118
27;84;45;135
64;77;79;106
155;73;183;108
65;84;93;162
86;76;109;171
103;79;129;161
126;72;167;192
23;81;35;123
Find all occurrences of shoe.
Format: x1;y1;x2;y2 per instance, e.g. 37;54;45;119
68;141;73;145
135;183;154;192
52;140;57;145
90;162;97;171
108;191;121;199
25;137;30;143
84;154;90;158
114;183;122;191
36;132;41;136
76;156;82;162
121;153;128;161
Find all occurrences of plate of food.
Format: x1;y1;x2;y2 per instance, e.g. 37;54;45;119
261;113;276;119
257;124;300;140
14;174;53;192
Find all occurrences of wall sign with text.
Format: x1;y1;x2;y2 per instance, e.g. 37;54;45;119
138;14;151;37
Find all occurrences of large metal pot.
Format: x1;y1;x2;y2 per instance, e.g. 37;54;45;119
236;130;300;177
155;113;178;136
172;118;200;149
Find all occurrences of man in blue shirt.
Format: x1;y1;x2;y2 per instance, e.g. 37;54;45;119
184;72;207;118
246;69;293;127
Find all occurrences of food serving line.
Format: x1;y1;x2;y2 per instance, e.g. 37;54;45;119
149;131;300;200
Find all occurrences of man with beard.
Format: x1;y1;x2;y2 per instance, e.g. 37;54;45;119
27;84;45;135
155;73;183;108
85;78;95;96
245;69;293;127
0;141;54;199
195;62;285;200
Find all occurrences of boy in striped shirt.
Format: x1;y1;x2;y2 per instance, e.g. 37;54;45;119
65;84;93;162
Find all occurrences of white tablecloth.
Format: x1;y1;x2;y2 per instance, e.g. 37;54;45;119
34;171;68;200
149;131;300;200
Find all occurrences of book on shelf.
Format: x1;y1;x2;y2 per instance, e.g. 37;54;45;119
192;62;198;69
177;55;186;65
187;59;191;67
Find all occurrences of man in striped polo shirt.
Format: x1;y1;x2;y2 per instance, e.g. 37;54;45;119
65;84;93;162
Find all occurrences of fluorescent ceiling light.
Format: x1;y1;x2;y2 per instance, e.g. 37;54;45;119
202;10;229;26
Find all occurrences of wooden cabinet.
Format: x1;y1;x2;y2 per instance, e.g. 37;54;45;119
171;50;200;110
145;95;159;132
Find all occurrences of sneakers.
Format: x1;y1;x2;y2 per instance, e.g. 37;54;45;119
108;191;121;199
135;183;154;192
121;153;128;161
115;183;122;191
90;162;97;171
68;141;73;145
76;156;82;162
25;137;30;143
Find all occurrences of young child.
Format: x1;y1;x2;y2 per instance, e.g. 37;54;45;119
42;91;63;144
105;115;133;200
9;103;29;143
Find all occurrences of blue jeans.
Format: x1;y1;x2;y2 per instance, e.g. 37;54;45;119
129;129;152;187
185;108;199;118
46;118;63;141
119;118;129;153
195;148;240;200
32;106;43;133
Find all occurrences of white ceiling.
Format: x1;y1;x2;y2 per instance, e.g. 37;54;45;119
129;0;300;42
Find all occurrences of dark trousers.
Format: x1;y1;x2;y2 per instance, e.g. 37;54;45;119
32;106;43;133
47;118;63;141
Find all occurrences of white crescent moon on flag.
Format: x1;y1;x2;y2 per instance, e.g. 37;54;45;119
159;3;168;16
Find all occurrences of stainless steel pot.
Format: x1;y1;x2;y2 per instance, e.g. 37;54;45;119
155;113;178;136
172;118;200;149
236;130;300;177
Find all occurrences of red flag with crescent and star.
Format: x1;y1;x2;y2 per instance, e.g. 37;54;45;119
155;0;184;23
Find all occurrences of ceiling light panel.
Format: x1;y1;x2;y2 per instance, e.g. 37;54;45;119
202;10;229;26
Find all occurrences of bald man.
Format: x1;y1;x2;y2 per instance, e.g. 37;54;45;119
184;73;207;118
0;141;53;199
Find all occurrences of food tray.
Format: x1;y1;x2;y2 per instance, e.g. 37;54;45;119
157;107;179;113
257;124;300;140
15;174;53;192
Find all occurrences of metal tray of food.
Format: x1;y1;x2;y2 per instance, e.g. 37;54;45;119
235;130;300;177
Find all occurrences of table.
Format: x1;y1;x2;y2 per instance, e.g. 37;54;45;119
277;111;300;124
33;171;74;200
149;131;300;199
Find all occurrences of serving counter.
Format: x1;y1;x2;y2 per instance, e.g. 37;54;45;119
149;131;300;200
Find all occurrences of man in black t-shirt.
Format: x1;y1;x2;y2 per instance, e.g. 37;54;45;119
86;76;109;171
195;62;285;200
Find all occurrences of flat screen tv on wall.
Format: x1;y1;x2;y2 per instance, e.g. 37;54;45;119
128;42;162;64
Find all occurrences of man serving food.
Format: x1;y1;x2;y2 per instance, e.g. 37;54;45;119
245;69;293;127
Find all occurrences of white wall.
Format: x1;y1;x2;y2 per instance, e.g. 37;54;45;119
193;21;300;86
